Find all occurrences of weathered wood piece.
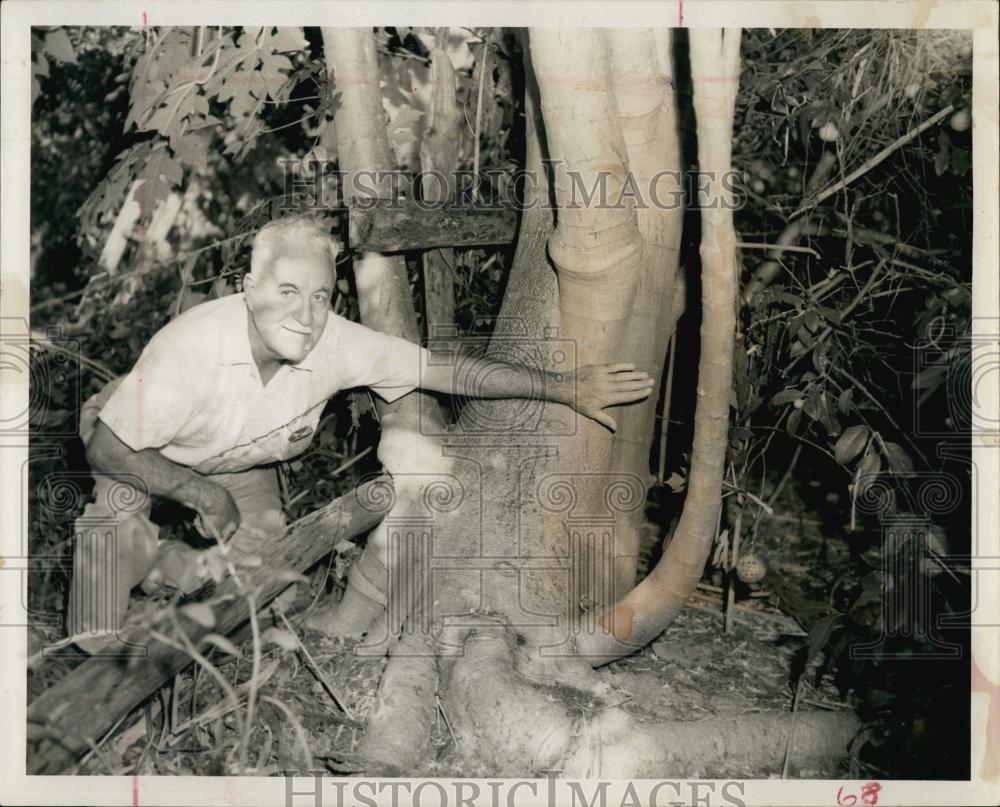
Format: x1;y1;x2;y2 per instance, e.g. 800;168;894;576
349;200;517;253
26;477;393;774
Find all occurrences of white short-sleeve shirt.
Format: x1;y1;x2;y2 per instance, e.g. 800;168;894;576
98;293;428;474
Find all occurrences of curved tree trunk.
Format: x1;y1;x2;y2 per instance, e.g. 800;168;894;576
321;26;859;778
576;28;744;661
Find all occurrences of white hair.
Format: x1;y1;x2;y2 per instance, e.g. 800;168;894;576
248;216;341;279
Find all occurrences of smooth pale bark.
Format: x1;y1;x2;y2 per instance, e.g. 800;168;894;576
604;28;686;589
317;28;452;640
341;28;858;778
528;28;679;606
443;628;859;777
578;28;743;661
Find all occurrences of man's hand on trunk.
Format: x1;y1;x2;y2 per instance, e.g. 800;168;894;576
419;351;655;431
557;363;656;432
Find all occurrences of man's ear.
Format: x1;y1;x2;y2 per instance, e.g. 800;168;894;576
243;273;256;309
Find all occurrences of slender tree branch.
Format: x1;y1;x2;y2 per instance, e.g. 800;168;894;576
791;105;955;218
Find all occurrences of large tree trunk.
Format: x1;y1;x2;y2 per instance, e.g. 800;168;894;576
577;28;744;660
322;27;859;778
314;28;453;643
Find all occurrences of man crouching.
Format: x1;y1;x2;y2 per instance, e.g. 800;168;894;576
68;214;655;653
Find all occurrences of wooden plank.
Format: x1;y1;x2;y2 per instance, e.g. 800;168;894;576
349;199;517;253
26;477;393;774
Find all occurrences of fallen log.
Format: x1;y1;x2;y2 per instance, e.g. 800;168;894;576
349;199;517;253
26;476;393;775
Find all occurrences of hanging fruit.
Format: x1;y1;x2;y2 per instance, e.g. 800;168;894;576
736;553;768;585
818;121;840;142
949;109;970;132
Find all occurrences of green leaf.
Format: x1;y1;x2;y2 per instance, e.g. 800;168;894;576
388;105;424;147
770;388;801;406
788;314;804;339
259;53;294;99
855;445;882;494
788;339;809;358
665;471;686;492
171;131;211;171
806;614;839;666
837;387;854;415
187;114;222;130
934;130;951;178
786;407;802;435
834;424;869;465
77;142;151;234
818;393;841;437
269;27;309;52
43;29;77;64
203;633;240;656
882;441;913;474
772;291;804;308
911;363;948;391
802;390;822;422
950;148;971;177
181;602;216;628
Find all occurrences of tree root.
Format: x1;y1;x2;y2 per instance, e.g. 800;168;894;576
356;630;441;775
435;627;860;777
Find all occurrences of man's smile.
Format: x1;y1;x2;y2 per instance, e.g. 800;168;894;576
282;325;311;336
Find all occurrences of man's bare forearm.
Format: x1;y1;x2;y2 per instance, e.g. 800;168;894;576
420;351;570;404
86;420;210;510
418;350;655;431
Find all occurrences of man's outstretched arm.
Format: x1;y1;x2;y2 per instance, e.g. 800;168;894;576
418;353;656;431
86;420;241;542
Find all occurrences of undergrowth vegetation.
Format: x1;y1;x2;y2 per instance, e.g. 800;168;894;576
27;27;972;778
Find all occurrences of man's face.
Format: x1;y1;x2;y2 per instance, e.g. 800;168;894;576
244;245;334;364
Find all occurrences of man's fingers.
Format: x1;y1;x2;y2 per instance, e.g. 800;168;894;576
606;371;652;383
609;389;653;404
591;411;618;432
612;380;657;392
604;362;636;373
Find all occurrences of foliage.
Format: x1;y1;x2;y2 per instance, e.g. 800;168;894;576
31;27;141;292
27;26;973;780
76;26;322;247
27;24;514;639
712;28;974;779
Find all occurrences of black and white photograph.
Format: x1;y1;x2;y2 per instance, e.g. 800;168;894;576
2;2;998;806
